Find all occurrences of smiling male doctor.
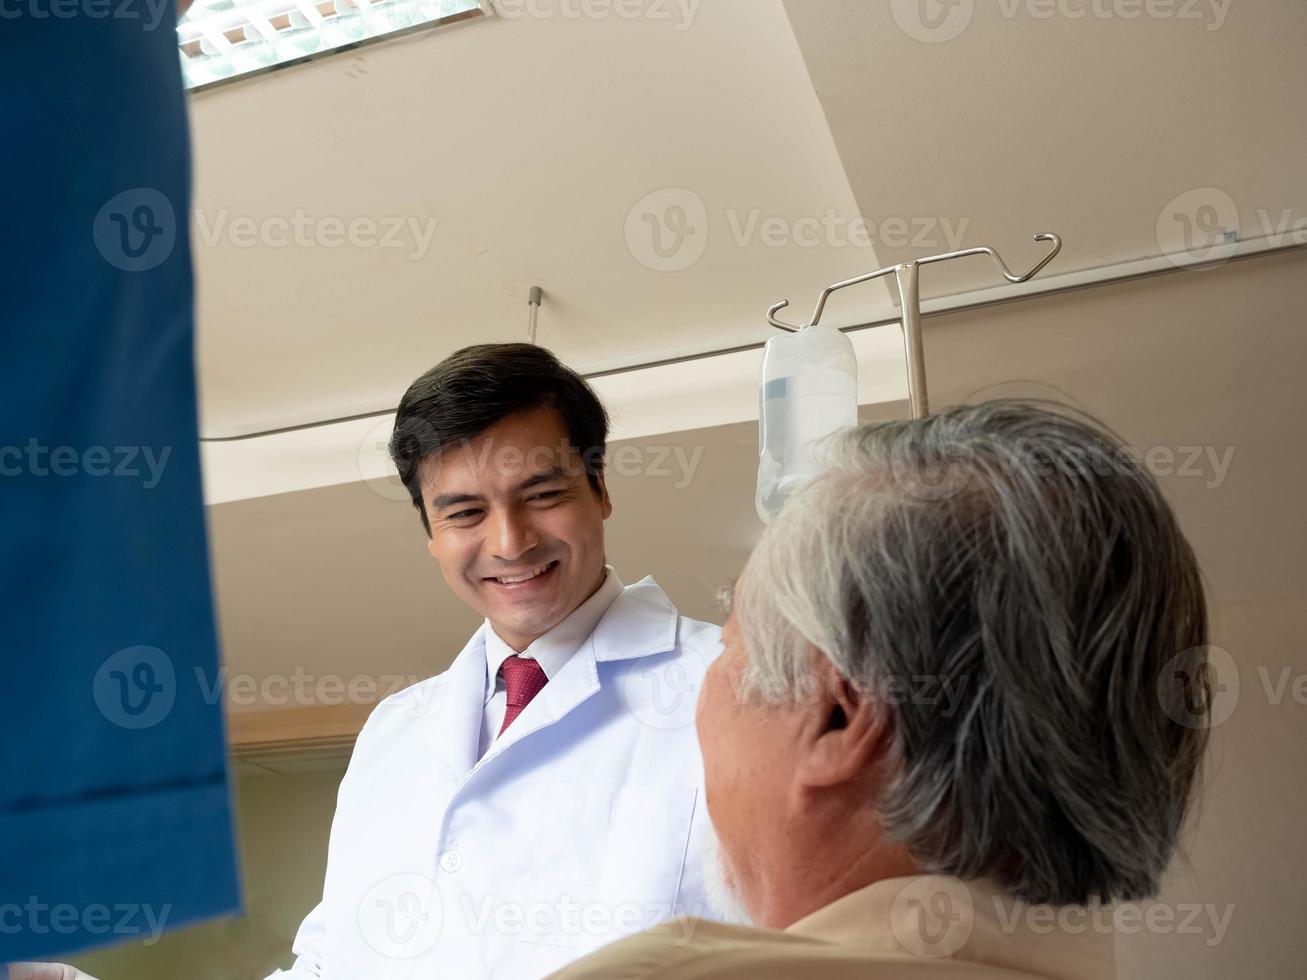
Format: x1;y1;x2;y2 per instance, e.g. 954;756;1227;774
268;344;722;979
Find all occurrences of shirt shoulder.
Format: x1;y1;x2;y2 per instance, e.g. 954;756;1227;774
347;669;447;754
548;916;1038;980
545;919;829;980
677;614;724;660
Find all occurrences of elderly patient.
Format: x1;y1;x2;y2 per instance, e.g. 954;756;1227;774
550;401;1211;980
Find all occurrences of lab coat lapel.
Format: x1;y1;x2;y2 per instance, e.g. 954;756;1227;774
490;638;601;753
591;575;679;664
420;625;489;785
488;576;679;751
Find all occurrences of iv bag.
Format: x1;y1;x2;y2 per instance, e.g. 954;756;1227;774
756;324;858;523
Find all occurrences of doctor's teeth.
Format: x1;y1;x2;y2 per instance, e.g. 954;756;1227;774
496;563;551;584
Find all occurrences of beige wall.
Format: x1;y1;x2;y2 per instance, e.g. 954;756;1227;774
919;248;1307;978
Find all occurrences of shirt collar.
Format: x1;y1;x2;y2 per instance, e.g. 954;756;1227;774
483;565;625;695
785;875;1115;980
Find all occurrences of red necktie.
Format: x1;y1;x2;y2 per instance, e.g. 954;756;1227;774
498;655;549;736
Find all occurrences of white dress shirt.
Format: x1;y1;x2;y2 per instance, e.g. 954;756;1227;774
478;565;624;758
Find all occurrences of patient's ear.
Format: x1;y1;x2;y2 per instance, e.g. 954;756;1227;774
796;655;891;789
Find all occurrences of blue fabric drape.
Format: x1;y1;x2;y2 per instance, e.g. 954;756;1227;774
1;9;240;963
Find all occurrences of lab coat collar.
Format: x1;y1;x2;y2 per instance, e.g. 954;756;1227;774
481;565;625;692
483;574;680;756
422;573;680;783
590;574;679;663
423;628;489;783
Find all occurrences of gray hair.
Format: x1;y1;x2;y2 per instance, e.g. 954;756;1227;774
736;400;1209;906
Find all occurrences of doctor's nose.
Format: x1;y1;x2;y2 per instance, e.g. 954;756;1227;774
488;508;541;562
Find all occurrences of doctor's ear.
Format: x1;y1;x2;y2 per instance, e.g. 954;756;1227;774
594;472;613;519
795;657;892;791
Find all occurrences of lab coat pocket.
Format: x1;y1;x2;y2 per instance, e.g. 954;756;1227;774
519;781;697;951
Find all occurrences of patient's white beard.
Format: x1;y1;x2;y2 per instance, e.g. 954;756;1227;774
700;820;754;925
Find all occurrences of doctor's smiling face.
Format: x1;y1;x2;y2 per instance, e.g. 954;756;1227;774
419;405;613;652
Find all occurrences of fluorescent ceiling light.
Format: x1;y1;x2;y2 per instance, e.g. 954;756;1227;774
178;0;484;92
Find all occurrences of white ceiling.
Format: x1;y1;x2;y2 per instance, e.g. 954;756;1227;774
782;0;1307;297
189;0;897;439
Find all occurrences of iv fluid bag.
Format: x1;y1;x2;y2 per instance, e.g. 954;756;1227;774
756;324;858;523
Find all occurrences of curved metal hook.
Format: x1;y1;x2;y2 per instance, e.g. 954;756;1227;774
767;300;802;332
1003;232;1062;282
766;233;1063;333
919;232;1062;284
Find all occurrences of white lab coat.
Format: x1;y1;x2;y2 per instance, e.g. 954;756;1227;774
269;576;723;980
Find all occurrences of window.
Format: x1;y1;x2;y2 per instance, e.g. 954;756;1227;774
178;0;484;92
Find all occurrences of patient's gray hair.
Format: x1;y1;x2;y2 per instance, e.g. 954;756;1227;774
736;400;1209;906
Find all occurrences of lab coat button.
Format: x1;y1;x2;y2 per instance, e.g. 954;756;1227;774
439;849;462;873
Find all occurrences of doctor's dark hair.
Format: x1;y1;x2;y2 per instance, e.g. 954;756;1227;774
389;344;610;535
735;400;1210;907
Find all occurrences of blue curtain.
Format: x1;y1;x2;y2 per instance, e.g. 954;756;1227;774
1;9;240;963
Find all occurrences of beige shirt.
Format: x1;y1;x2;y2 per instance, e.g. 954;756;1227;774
547;875;1116;979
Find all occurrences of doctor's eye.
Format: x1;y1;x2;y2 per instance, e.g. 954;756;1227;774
528;490;564;503
447;509;483;522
